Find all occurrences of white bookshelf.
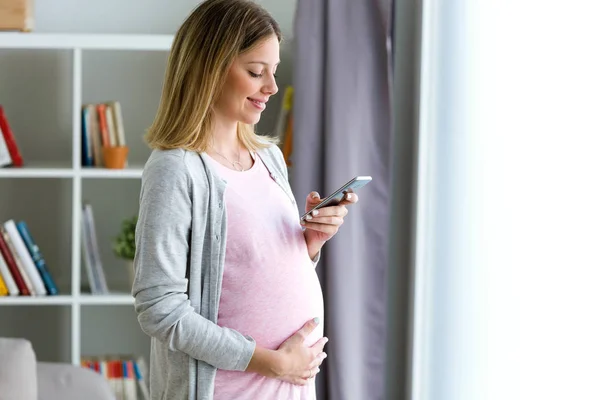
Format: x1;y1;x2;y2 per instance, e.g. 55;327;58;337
0;33;172;365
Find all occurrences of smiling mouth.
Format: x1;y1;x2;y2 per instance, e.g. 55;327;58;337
248;98;266;108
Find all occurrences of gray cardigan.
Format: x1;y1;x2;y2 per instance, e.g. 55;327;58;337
132;144;302;400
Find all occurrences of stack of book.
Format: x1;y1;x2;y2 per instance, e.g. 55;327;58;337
0;105;24;168
273;86;294;166
0;219;58;296
81;203;109;295
81;355;150;400
81;101;126;167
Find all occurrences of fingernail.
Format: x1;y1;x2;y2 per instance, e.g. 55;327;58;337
312;192;320;199
306;214;313;220
312;210;319;216
346;193;352;200
300;220;306;225
313;317;320;324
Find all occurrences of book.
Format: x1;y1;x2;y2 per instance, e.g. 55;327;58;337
134;356;150;400
0;248;19;295
0;124;12;167
96;104;111;148
81;106;94;166
3;220;47;295
82;355;143;400
81;203;109;294
1;228;33;295
83;104;103;166
16;221;59;295
0;268;8;296
107;101;126;147
104;104;118;147
0;105;23;167
0;231;30;295
81;208;100;294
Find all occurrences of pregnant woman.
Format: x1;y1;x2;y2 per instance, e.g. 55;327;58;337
132;1;358;399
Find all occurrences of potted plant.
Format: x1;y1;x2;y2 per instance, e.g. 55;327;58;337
113;215;137;288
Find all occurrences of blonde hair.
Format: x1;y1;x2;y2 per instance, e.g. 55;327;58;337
145;0;282;152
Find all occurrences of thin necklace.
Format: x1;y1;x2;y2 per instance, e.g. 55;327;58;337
211;144;245;172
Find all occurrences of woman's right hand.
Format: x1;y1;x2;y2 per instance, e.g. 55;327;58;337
275;318;328;386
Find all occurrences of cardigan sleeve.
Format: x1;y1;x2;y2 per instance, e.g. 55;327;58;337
132;152;255;371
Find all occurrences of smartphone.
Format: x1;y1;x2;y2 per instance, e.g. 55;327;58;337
300;176;372;221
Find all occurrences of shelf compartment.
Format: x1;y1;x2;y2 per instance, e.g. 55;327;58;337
0;305;71;362
81;305;150;364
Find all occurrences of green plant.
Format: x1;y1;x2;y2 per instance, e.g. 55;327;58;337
113;216;137;260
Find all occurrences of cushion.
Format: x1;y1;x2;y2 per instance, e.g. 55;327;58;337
37;362;115;400
0;337;37;400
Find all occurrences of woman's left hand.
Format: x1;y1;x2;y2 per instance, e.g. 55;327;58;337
301;191;359;245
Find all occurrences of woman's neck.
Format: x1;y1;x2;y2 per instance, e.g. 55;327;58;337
211;118;241;154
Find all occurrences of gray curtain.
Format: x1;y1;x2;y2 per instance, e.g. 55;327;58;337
292;1;394;399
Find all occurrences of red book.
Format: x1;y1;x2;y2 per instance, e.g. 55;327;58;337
96;104;110;147
0;231;30;295
0;106;24;167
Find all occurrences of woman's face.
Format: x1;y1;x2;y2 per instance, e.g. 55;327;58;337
214;34;280;126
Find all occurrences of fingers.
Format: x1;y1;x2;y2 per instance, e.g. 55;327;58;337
305;192;321;213
308;352;327;369
339;192;359;205
310;337;329;352
300;220;341;235
294;317;321;341
305;367;320;379
304;205;348;220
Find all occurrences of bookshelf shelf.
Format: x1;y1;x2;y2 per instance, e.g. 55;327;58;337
79;293;134;305
0;166;145;179
0;162;73;178
0;33;173;51
0;33;171;365
80;167;144;179
0;294;134;306
0;295;74;306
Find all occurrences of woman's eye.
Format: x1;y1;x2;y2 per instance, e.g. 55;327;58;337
249;71;262;78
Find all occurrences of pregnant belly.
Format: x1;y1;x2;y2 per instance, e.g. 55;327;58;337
216;259;325;349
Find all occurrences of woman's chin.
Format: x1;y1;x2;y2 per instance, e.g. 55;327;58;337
240;113;262;125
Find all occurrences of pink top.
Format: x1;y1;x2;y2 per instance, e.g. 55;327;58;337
207;153;324;400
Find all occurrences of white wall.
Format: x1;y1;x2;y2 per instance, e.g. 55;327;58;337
0;0;296;363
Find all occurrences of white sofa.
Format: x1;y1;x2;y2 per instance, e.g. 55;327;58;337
0;337;115;400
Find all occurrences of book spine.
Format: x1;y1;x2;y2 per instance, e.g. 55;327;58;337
96;104;110;147
133;358;150;400
0;249;19;295
81;209;100;294
0;229;31;295
3;220;47;295
0;106;23;166
104;104;118;147
0;269;8;295
84;204;109;293
109;101;127;147
16;221;59;295
81;107;93;166
0;125;12;167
